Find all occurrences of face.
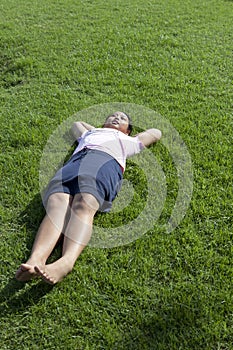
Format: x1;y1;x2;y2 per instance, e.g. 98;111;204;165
103;111;130;134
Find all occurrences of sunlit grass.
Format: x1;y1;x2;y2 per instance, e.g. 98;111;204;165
0;0;232;349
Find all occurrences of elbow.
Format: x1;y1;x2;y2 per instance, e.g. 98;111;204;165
72;121;82;129
151;128;162;142
71;121;79;130
157;129;162;140
71;122;83;138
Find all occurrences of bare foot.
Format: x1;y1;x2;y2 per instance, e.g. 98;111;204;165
15;263;39;282
35;259;73;285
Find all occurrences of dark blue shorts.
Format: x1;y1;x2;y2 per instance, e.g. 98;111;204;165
42;148;123;212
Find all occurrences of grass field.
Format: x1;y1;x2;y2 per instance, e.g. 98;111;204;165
0;0;232;349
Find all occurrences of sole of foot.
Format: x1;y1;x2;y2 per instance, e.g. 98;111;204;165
15;263;38;282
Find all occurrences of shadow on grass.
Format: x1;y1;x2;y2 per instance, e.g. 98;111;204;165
20;192;46;246
114;304;203;350
17;192;63;262
0;278;54;316
0;193;61;316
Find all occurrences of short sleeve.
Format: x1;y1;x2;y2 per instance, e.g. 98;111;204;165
77;129;89;142
120;134;145;158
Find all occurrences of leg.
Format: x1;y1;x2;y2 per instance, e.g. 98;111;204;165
35;193;99;284
15;193;72;282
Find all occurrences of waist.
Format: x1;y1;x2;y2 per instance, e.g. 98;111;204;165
72;147;124;173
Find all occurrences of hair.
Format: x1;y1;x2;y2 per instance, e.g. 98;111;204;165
124;112;133;135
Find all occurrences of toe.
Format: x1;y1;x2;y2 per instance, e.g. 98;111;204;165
35;266;56;285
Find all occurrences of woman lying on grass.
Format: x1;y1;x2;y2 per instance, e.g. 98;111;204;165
15;111;162;285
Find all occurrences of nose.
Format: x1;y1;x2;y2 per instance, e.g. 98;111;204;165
113;114;119;120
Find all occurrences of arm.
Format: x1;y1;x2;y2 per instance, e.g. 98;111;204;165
136;128;162;147
71;121;95;139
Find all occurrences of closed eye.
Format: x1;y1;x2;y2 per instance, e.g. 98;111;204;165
120;116;127;121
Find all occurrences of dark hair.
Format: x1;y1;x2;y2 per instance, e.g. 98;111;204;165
124;112;133;135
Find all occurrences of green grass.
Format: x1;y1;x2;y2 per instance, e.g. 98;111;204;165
0;0;232;349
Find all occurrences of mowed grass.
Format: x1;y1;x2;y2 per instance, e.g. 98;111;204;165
0;0;232;349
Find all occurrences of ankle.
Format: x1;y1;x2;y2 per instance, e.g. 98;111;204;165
27;254;46;266
60;256;76;272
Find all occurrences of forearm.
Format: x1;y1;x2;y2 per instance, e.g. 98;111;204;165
71;121;95;139
136;128;162;147
79;121;95;130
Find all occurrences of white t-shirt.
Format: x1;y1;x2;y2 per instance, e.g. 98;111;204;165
73;128;144;171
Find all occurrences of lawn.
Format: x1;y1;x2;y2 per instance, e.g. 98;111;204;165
0;0;232;349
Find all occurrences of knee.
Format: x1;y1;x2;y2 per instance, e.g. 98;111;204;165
46;193;70;213
72;193;99;215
